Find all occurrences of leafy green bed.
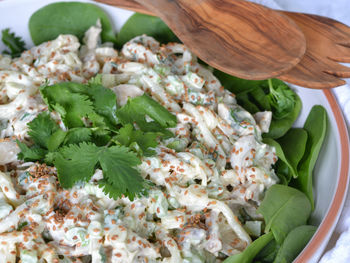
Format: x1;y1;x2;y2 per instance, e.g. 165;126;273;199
1;3;328;262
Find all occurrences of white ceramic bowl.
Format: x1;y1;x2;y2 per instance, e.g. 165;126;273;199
0;0;349;262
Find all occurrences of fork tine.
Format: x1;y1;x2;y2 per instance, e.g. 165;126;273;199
279;53;346;89
323;60;350;78
327;43;350;63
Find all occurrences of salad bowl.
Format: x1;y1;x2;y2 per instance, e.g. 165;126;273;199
0;0;349;262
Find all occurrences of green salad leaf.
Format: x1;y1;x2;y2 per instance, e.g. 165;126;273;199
257;185;312;244
223;232;274;263
117;13;179;48
116;94;177;138
27;112;60;149
273;225;316;263
293;105;328;209
1;28;26;58
29;2;117;45
212;72;301;139
267;79;296;120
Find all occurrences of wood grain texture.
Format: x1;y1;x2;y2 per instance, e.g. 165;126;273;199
111;0;306;80
279;12;350;89
97;0;350;88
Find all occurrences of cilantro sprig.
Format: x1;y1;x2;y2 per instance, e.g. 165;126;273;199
17;81;177;199
1;28;26;58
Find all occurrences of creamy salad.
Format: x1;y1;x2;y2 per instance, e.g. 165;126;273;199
0;22;278;262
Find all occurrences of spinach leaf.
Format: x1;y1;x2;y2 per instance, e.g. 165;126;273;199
264;93;301;139
293;105;328;210
267;79;296;120
277;128;308;179
29;2;117;45
273;225;316;263
213;71;301;139
255;239;280;263
263;138;297;179
223;232;274;263
117;13;179;48
257;185;311;244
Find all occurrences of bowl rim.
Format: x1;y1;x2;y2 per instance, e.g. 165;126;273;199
295;89;350;262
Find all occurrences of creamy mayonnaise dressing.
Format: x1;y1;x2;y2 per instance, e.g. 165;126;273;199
0;22;277;262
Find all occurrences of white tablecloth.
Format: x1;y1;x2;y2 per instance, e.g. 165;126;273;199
252;0;350;262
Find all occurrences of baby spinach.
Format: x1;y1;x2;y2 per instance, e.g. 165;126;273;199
117;13;179;48
257;185;311;244
212;72;301;139
267;128;308;184
265;94;301;139
223;232;274;263
267;79;296;120
273;225;316;263
255;239;280;263
277;128;308;177
263;138;298;180
29;2;117;45
293;105;328;210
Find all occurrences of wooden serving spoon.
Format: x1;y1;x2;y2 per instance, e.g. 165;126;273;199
98;0;306;80
99;0;350;89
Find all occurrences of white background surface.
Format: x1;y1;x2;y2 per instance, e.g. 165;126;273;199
1;0;350;262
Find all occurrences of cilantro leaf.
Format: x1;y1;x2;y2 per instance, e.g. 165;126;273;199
27;112;59;149
67;82;118;126
64;128;92;145
1;28;26;58
116;94;176;137
17;140;47;161
47;129;67;151
98;145;144;200
54;142;100;188
40;83;94;128
53;143;145;199
114;124;158;156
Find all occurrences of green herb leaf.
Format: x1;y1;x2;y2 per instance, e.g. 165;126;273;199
116;94;177;137
257;185;312;244
114;124;159;156
40;83;94;128
27;112;59;149
64;127;92;145
273;225;316;263
1;28;26;58
47;129;67;152
29;2;117;45
66;82;118;126
117;13;179;48
53;142;146;199
223;232;274;263
293;105;328;209
54;142;100;188
98;145;144;200
17;140;47;162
